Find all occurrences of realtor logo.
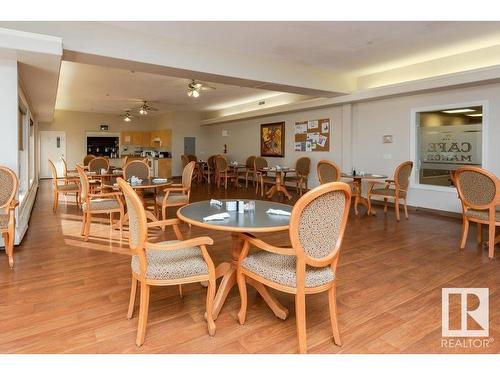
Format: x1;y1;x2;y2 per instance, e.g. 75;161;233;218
442;288;489;337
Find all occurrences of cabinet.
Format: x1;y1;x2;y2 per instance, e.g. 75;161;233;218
156;158;172;178
121;131;133;145
150;130;171;148
141;132;150;147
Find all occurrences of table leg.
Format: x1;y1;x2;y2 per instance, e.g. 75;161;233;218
352;178;371;215
211;232;290;320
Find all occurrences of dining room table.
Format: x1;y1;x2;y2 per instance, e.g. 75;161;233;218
177;199;292;320
104;177;173;223
258;167;295;200
341;172;387;215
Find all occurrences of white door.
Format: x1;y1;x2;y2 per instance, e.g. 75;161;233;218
39;131;67;179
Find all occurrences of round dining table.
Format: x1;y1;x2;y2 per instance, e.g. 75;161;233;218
177;199;292;320
104;178;173;223
341;173;387;215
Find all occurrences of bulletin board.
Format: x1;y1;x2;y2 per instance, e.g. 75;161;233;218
293;118;330;152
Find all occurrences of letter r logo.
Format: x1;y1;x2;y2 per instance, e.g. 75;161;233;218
442;288;489;337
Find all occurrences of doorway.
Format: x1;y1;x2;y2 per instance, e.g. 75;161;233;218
39;131;67;179
184;137;196;156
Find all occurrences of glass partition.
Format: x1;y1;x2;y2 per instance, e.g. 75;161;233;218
417;105;482;187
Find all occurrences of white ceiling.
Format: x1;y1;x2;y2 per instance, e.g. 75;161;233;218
55;61;285;114
105;21;500;75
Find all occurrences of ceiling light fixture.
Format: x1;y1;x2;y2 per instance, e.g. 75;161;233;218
188;88;200;98
466;113;483;117
139;107;148;115
442;109;475;114
123;111;133;122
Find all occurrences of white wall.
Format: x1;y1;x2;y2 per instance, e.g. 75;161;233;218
202;106;344;185
202;82;500;213
0;59;19;172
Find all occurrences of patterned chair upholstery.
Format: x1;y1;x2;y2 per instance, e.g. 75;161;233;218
124;160;150;180
244;155;256;188
455;166;500;259
155;161;194;220
0;166;19;268
76;165;124;241
83;154;96;166
317;160;341;184
237;182;351;353
117;177;216;346
367;161;413;221
88;157;109;173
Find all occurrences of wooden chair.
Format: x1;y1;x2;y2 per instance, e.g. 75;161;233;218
286;157;311;196
155;161;195;220
76;166;124;242
181;154;190;169
215;156;238;190
244;155;256;188
317;160;341;184
48;159;80;213
236;182;351;353
202;155;217;184
88;157;109;173
117;177;216;346
61;156;78;178
121;155;129;168
254;157;273;196
0;166;19;268
124;160;150;180
454;166;500;259
366;161;413;221
83;154;96;166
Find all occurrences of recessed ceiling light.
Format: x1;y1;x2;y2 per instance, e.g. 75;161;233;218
442;109;475;114
466;113;483;117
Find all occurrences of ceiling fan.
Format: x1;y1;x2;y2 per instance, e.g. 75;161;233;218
133;100;159;115
187;80;216;98
121;110;135;122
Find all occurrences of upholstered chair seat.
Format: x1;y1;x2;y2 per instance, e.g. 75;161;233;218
370;188;407;198
243;251;334;288
0;214;9;229
155;193;189;205
464;208;500;222
82;198;121;211
131;240;209;280
58;183;80;191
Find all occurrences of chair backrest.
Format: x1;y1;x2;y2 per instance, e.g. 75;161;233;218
88;157;109;173
289;182;351;271
0;166;18;211
76;165;90;201
187;154;197;162
454;166;500;210
48;159;59;188
181;154;190;168
394;161;413;191
317;160;341;184
215;155;228;172
295;157;311;176
117;177;148;253
83;154;96;166
246;155;256;169
207;155;217;170
254;157;268;170
124;160;150;180
181;161;196;197
122;155;129;168
61;157;70;177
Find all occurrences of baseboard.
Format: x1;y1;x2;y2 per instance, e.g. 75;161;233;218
369;199;462;219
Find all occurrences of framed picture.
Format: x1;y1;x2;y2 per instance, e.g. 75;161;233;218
260;122;285;157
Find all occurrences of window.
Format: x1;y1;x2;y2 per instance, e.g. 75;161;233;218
416;105;482;187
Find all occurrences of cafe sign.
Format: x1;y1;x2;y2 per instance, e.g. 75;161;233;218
420;124;482;165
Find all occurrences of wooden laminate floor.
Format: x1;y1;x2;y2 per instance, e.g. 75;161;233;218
0;179;498;354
